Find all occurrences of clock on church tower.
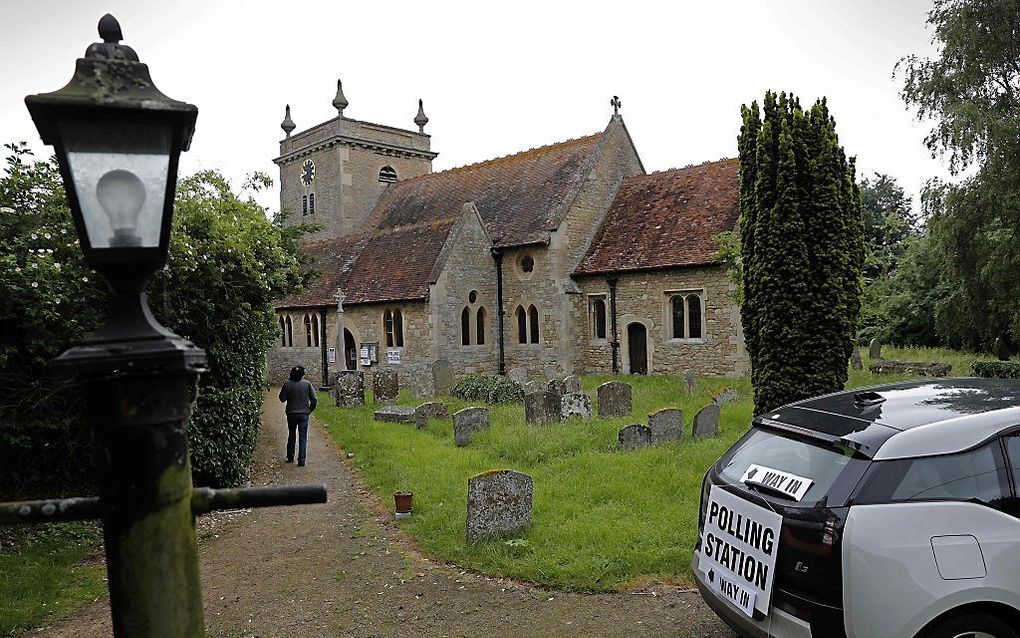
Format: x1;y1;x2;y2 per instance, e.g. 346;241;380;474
300;159;315;186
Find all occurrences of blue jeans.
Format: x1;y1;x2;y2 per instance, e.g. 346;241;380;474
286;413;309;464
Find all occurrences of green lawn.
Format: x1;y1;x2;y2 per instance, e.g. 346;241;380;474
0;523;105;636
316;346;990;591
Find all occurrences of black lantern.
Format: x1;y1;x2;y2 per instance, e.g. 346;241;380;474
25;13;196;291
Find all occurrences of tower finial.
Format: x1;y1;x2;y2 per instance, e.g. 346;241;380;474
610;95;622;117
98;14;123;43
333;79;349;117
414;99;428;133
281;104;295;138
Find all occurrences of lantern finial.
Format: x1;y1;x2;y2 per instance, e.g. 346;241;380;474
98;14;122;44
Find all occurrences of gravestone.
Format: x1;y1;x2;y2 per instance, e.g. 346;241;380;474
466;469;533;544
597;381;632;418
508;367;528;385
618;424;652;450
373;405;416;423
332;370;365;407
712;387;739;406
993;337;1012;361
453;406;490;446
869;338;882;360
525;391;561;425
546;378;566;397
414;401;448;429
431;359;455;395
682;369;697;394
648;408;683;443
560;393;593;420
523;380;545;395
407;367;435;400
693;404;721;438
373;369;399;403
850;348;863;370
869;361;951;377
562;375;582;395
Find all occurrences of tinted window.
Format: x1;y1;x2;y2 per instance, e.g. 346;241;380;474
718;428;867;506
1006;436;1020;475
854;443;1009;507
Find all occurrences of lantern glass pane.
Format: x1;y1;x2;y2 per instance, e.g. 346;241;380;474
60;122;171;249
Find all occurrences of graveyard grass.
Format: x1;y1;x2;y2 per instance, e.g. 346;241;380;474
317;347;990;592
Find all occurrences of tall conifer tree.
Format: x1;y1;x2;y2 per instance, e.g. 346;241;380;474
738;92;863;414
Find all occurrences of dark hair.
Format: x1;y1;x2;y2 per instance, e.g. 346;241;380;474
289;366;305;381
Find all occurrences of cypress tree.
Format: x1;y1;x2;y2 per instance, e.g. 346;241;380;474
738;92;863;414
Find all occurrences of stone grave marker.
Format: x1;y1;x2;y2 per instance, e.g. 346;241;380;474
993;337;1012;361
414;401;448;429
524;390;561;425
453;406;490;446
508;367;528;385
466;469;533;544
560;393;593;420
850;348;863;370
712;387;739;406
523;380;545;395
597;381;632;418
407;367;435;400
546;378;566;397
693;404;721;438
682;369;697;394
562;375;582;395
373;369;399;403
869;338;882;360
373;405;416;423
332;370;365;407
431;359;455;395
618;424;652;450
648;408;683;443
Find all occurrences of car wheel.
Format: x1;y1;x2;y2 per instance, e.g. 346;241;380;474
925;613;1019;638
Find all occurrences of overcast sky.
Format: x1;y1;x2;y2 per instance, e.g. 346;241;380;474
1;0;946;212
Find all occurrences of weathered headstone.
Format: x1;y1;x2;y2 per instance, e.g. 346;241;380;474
562;375;582;395
466;469;533;543
332;370;365;407
523;380;545;395
869;338;882;360
453;406;490;446
869;361;951;377
431;359;455;395
682;369;697;394
373;369;399;403
993;337;1012;361
546;378;566;397
712;387;739;406
648;408;683;443
508;367;528;385
693;404;721;438
414;401;448;429
524;390;561;425
850;348;863;370
597;381;632;418
618;424;652;450
560;393;593;420
407;367;435;400
373;405;416;423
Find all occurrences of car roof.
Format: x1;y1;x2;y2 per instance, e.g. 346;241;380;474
759;378;1020;459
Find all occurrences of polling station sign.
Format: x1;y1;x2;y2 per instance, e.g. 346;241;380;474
699;485;783;617
740;464;813;502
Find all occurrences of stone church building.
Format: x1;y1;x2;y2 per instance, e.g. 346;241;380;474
268;81;748;387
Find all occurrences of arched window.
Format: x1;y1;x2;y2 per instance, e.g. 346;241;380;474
378;165;398;183
311;313;320;347
285;316;293;347
671;296;685;339
384;310;393;347
476;307;487;345
304;314;313;347
461;307;471;346
592;298;607;340
384;308;404;348
279;316;286;347
688;295;702;339
670;293;704;339
516;306;527;344
308;193;315;215
528;305;540;344
302;195;308;216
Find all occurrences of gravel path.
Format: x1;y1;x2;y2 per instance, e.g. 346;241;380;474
35;395;734;638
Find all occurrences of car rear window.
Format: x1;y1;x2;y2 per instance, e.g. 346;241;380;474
717;427;868;507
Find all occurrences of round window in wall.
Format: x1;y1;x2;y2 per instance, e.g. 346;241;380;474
520;255;535;273
469;290;478;304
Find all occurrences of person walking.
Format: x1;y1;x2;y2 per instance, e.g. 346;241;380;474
279;365;317;466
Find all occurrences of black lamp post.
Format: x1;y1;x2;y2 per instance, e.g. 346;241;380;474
0;15;327;637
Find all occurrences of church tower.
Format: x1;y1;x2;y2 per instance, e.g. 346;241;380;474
274;79;438;241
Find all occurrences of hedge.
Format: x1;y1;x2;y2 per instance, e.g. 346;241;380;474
970;361;1020;379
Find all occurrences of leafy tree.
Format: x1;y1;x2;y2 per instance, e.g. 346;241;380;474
898;0;1020;352
739;92;863;414
859;173;917;280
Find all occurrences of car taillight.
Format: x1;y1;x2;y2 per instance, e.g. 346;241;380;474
821;519;839;547
698;472;711;527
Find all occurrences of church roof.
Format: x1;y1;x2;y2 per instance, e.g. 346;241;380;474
573;158;739;276
362;133;603;247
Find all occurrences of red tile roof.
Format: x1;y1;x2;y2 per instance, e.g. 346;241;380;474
574;158;739;276
364;133;603;247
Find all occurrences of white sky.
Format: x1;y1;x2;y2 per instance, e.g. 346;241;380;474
1;0;946;213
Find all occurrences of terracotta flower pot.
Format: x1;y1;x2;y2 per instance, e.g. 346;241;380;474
394;491;413;518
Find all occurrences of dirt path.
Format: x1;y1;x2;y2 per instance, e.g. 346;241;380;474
35;395;734;638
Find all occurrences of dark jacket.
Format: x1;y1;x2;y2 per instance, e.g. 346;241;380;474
279;379;317;414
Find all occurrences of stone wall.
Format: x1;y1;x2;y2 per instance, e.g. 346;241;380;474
575;266;748;377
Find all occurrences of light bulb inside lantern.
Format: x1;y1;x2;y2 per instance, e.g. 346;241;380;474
96;169;146;247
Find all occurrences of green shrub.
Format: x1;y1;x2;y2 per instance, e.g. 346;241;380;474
451;375;524;404
971;361;1020;379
